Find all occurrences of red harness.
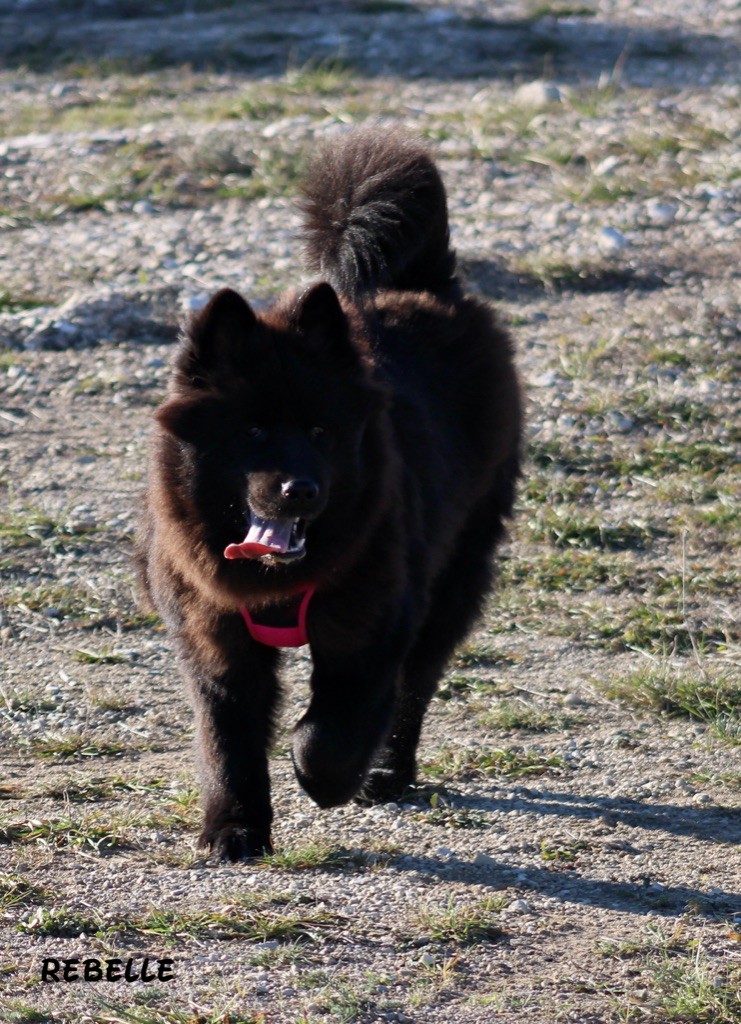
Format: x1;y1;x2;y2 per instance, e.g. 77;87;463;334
239;585;316;648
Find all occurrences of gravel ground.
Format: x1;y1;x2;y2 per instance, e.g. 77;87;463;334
0;3;739;1023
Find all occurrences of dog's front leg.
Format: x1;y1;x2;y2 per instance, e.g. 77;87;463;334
292;631;406;809
180;618;281;861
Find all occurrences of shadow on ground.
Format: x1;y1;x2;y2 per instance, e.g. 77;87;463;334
391;785;741;916
461;257;669;300
1;1;737;88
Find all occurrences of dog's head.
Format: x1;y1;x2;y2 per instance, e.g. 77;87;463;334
154;285;387;575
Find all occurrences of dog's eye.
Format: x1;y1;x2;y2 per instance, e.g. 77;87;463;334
246;426;266;440
309;426;325;439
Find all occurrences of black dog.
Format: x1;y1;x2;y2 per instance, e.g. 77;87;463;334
136;127;522;860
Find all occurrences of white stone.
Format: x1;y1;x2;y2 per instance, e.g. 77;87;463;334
504;899;530;915
598;226;629;252
646;199;678;225
514;80;562;108
594;155;623;176
183;294;209;313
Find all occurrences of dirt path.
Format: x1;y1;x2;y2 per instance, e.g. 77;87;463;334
1;3;739;1023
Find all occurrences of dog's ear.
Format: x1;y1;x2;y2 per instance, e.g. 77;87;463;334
181;289;260;382
154;396;222;441
294;282;357;364
295;282;345;334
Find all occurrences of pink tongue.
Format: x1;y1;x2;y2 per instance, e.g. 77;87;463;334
224;517;294;560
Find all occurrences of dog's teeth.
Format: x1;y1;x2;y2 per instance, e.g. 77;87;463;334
288;519;307;552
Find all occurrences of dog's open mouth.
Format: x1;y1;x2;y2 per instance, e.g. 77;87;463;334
224;514;307;562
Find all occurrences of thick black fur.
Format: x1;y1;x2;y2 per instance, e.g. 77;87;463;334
136;126;522;860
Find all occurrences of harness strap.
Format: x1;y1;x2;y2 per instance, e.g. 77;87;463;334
239;585;316;648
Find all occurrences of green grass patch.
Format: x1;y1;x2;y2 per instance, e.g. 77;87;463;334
596;921;688;960
501;551;628;592
14;891;343;948
262;842;358;871
306;975;382;1020
29;733;128;760
688;771;741;792
573;600;733;655
412;895;506;945
632;396;717;430
515;255;629;293
523;471;598;505
436;672;508;701
4;131;310;220
86;1008;263;1024
530;2;596;16
72;645;130;665
5;580;107;621
422;794;489;830
529;436;732;482
633;440;733;478
617;943;741;1023
123;609;163;631
647;347;692;369
423;745;567;781
3;56;361;134
528;509;657;551
480;700;580;732
600;665;740;739
540;838;591;863
248;940;320;969
127;899;345;945
1;1003;55;1024
0;509;70;551
2;814;128;853
283;56;356;96
0;874;49;910
453;642;521;669
3;690;58;717
622;123;729;161
559;176;637;203
39;775;171;803
0;290;48;313
17;906;103;938
0;352;22;370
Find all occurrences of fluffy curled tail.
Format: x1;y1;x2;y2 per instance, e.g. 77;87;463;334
299;126;456;298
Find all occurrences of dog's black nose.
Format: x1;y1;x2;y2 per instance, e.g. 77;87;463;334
281;479;319;503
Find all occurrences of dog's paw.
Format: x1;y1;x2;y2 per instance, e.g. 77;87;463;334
292;719;366;808
199;823;273;862
355;766;414;806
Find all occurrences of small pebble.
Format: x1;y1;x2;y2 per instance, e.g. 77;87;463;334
514;80;562;108
598;226;629;252
594;155;623;176
646;199;678;225
504;899;530;915
183;294;209;313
